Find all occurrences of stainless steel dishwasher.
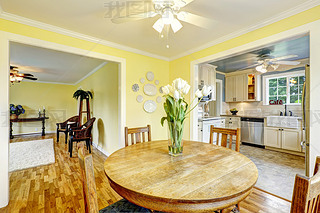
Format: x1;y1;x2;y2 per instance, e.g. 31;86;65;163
241;117;264;146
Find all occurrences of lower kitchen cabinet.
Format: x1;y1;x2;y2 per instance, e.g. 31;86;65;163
201;119;225;143
264;127;301;152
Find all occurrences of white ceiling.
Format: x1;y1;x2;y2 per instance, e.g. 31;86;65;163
0;0;316;59
10;42;107;84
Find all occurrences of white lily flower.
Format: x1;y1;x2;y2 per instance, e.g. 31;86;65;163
202;85;212;96
195;89;202;98
162;85;170;95
173;78;183;90
174;90;180;100
168;85;174;94
181;84;190;95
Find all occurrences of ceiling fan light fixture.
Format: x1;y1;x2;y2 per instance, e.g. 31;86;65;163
256;65;267;73
153;18;164;33
162;8;174;25
171;18;182;33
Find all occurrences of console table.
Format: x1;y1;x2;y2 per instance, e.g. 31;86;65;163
10;117;49;139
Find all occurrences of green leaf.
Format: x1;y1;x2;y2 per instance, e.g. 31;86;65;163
161;117;167;126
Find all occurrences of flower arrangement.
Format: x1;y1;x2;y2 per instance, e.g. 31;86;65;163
161;78;212;156
10;104;25;118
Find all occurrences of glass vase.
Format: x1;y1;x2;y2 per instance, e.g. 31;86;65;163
167;120;184;156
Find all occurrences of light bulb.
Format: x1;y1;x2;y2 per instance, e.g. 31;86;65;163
162;8;174;25
166;44;170;48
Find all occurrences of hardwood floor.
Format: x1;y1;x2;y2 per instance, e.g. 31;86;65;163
0;134;291;213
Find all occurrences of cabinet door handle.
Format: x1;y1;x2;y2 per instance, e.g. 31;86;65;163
279;129;281;131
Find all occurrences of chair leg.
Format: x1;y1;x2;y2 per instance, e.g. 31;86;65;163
86;139;91;153
69;138;73;157
65;131;68;144
57;130;59;142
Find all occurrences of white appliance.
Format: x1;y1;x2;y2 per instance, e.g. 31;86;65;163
199;118;225;143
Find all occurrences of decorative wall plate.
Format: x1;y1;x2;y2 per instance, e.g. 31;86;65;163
156;96;162;103
144;84;157;96
155;80;159;85
132;84;139;92
136;95;143;103
140;78;145;84
146;71;154;81
144;100;157;113
159;86;164;94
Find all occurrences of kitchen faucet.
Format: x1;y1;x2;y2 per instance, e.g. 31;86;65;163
284;104;287;116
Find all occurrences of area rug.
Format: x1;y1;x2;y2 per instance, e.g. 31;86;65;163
9;139;55;172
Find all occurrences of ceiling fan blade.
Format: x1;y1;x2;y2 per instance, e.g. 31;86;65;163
274;61;301;65
272;55;298;61
177;12;215;29
180;0;194;6
16;73;34;77
23;76;38;81
239;63;260;70
111;11;157;24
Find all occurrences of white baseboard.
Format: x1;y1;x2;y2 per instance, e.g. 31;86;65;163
92;143;110;157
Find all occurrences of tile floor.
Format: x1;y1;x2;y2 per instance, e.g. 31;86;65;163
240;144;305;200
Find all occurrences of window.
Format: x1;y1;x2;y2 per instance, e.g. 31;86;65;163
265;71;305;105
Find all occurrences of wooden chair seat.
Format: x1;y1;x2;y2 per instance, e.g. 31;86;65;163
125;125;151;147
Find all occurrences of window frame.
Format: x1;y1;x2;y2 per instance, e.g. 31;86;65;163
263;70;305;105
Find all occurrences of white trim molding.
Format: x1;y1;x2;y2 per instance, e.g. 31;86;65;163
74;62;108;85
0;11;169;61
92;143;110;157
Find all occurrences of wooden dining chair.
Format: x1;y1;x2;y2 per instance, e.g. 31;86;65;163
209;126;241;152
69;117;95;157
124;125;151;147
56;115;79;143
291;156;320;213
77;144;152;213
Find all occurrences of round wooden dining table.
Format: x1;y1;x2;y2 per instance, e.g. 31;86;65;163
104;140;258;212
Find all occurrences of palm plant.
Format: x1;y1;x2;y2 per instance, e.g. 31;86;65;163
73;89;93;100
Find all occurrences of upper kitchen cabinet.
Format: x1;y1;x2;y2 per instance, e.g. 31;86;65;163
199;64;216;101
225;74;245;102
245;73;261;101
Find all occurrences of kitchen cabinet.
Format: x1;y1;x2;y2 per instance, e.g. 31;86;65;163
225;117;241;129
200;118;225;144
245;73;261;101
225;74;245;102
264;127;301;152
199;64;216;101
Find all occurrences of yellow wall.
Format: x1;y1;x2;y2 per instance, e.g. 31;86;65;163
0;17;170;151
75;62;119;154
169;5;320;139
9;81;76;135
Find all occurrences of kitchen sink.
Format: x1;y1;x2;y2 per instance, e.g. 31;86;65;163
266;116;301;129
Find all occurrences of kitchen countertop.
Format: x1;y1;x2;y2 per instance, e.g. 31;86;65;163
220;114;266;118
198;116;224;121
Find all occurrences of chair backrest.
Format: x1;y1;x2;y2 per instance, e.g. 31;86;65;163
124;125;151;147
291;156;320;213
83;117;96;137
209;126;241;152
78;144;99;213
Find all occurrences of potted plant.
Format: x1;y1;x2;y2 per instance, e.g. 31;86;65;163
10;104;25;119
73;89;93;100
161;78;212;156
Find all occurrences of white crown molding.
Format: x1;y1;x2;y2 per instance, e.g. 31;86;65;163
169;0;320;61
74;61;108;85
0;0;319;62
0;11;170;61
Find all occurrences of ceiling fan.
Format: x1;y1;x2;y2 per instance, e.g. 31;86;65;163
10;66;38;83
249;53;301;73
111;0;214;34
